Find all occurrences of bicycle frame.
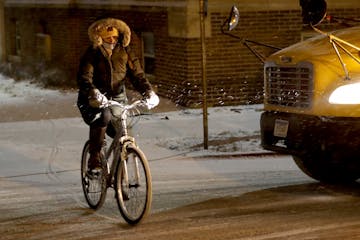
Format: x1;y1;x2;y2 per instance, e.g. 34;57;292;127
81;98;152;224
102;100;144;187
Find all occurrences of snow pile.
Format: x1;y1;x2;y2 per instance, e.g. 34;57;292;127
0;73;66;104
0;73;267;156
133;105;266;157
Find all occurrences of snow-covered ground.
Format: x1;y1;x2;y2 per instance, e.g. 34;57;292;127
0;74;69;104
0;73;268;158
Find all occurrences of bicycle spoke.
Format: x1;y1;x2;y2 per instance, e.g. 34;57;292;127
81;141;107;209
115;145;152;224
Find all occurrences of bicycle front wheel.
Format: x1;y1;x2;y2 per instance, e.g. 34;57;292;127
80;140;107;209
114;144;152;224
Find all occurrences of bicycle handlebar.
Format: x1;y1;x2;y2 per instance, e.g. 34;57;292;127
106;99;148;110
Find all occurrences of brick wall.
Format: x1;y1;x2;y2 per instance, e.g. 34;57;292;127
157;7;360;107
154;9;304;107
4;5;360;107
205;9;303;106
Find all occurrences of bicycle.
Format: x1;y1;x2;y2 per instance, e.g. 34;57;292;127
80;99;152;225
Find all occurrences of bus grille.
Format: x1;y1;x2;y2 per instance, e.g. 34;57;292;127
264;62;313;108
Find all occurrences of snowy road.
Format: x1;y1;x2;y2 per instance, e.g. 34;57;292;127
2;118;360;239
1;78;360;238
0;116;309;214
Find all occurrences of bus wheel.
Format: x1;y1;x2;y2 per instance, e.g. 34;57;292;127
292;155;360;183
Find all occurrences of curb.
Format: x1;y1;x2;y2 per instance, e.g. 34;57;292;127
188;151;287;159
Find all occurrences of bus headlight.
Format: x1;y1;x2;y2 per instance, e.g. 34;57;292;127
329;82;360;104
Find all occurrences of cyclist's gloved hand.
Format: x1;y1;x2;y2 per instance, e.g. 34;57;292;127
89;88;108;108
145;91;160;109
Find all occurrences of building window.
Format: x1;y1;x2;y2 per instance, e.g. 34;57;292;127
142;32;155;75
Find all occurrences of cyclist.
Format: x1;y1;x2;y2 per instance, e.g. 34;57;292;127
77;18;159;173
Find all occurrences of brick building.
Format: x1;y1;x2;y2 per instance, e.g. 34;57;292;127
1;0;360;107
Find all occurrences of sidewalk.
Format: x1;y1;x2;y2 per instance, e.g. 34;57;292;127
0;76;272;159
131;103;272;160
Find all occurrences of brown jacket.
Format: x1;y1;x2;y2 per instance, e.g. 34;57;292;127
77;44;152;104
76;18;153;125
77;18;152;105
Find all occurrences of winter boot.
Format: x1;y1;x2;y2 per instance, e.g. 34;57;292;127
88;126;106;173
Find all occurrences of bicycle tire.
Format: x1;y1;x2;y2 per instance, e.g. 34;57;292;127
80;140;107;209
114;143;152;224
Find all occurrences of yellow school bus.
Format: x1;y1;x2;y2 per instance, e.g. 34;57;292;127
261;25;360;183
226;0;360;182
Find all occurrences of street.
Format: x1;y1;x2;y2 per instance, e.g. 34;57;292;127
2;148;360;239
0;148;310;239
1;104;360;239
2;118;360;239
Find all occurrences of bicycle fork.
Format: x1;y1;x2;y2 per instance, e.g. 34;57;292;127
121;141;141;188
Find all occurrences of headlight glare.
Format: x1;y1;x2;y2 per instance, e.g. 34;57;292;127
329;82;360;104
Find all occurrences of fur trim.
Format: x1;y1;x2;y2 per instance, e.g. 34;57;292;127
88;18;131;48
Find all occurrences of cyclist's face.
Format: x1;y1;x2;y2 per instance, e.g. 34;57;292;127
103;36;118;44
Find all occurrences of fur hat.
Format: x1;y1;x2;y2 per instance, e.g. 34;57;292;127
88;18;131;48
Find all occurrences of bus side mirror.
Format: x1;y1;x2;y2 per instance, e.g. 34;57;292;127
228;6;239;31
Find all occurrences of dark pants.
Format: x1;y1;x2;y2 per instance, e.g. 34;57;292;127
90;107;117;138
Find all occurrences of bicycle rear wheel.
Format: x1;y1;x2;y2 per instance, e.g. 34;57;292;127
114;144;152;224
80;140;107;209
